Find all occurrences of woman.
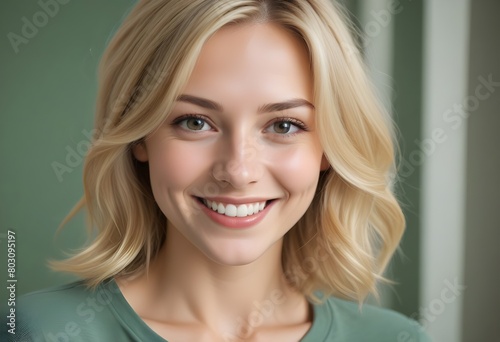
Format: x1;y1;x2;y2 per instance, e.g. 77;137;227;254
5;0;430;341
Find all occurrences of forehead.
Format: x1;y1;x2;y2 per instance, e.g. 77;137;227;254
181;23;313;108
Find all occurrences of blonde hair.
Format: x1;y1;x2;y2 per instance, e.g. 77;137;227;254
52;0;405;305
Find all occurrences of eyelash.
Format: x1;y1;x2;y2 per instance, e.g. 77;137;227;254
171;114;309;137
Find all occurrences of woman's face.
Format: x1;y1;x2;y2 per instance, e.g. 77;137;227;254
134;23;327;265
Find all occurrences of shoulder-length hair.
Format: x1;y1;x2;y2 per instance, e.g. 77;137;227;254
52;0;405;304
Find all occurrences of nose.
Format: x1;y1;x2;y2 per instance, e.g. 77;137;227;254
212;134;263;189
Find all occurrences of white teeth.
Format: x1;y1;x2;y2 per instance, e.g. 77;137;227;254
225;204;237;217
217;203;225;214
236;205;247;217
202;199;268;217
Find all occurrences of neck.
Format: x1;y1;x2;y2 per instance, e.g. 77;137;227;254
118;224;310;337
157;226;300;322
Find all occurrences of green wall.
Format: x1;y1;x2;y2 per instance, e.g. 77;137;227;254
0;0;136;302
390;0;424;317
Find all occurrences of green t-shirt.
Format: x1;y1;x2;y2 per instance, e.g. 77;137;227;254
2;280;431;341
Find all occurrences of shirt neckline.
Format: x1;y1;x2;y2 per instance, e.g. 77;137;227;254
102;278;331;341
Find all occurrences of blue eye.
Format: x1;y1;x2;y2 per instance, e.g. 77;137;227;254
174;115;212;131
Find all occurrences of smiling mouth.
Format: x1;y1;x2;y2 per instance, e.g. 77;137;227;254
196;197;274;218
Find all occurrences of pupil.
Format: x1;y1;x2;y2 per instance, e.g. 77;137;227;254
275;121;290;133
187;118;204;130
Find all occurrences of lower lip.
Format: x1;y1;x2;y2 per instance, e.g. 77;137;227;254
196;198;276;229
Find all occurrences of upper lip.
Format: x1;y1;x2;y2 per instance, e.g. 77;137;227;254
195;196;275;204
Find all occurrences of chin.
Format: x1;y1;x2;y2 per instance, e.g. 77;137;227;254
201;239;280;267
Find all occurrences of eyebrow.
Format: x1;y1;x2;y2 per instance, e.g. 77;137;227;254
176;94;315;113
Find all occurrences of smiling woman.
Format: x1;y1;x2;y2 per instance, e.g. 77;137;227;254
3;1;430;341
131;22;326;274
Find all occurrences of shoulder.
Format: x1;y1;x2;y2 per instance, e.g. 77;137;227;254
309;296;432;342
1;280;124;342
325;296;417;327
18;280;95;308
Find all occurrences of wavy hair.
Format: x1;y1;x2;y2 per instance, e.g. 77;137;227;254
52;0;405;304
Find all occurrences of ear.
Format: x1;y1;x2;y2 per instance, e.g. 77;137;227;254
132;141;149;162
320;154;330;171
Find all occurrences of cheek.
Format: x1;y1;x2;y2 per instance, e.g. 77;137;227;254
267;143;323;195
147;140;212;192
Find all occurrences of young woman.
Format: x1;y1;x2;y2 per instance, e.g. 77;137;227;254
5;0;431;341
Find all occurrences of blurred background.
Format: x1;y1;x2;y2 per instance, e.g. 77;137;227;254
1;1;498;341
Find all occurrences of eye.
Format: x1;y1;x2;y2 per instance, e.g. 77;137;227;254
265;118;307;135
270;121;298;134
173;114;213;131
